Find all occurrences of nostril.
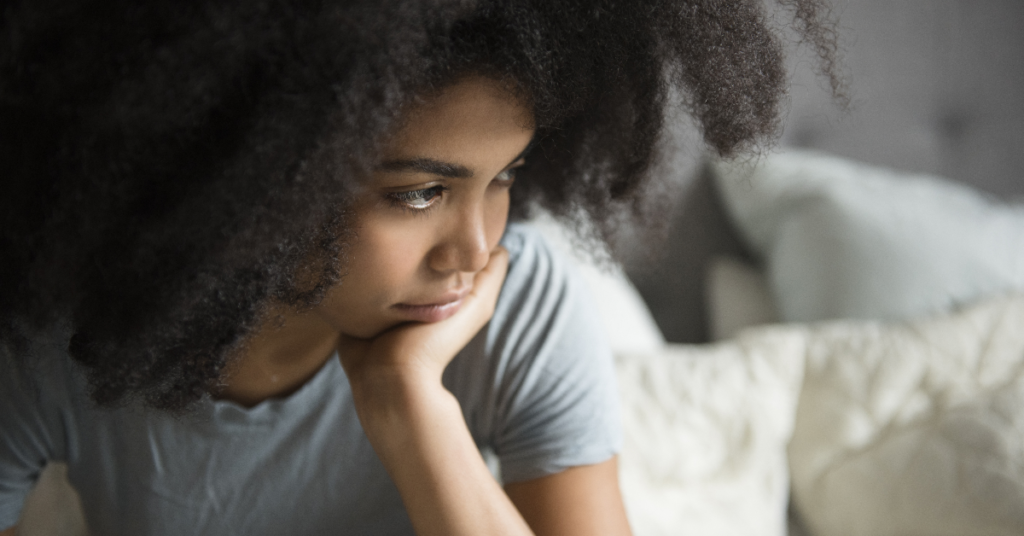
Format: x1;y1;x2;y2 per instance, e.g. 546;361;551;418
461;239;491;273
428;225;491;274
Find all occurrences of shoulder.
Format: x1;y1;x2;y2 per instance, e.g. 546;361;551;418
449;223;621;483
493;223;595;347
447;222;607;391
0;333;83;518
498;222;584;309
500;222;563;276
2;333;85;412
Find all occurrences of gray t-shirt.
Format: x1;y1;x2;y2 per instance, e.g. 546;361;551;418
0;223;621;535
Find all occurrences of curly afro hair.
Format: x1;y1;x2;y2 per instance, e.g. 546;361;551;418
0;0;841;411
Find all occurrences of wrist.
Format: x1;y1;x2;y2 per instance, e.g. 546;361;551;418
348;369;459;438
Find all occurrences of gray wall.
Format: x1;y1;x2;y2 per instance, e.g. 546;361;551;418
629;0;1024;343
784;0;1024;198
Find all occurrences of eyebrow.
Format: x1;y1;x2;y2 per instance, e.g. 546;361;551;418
378;158;474;179
378;137;537;179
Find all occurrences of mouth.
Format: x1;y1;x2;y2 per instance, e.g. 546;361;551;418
392;287;471;323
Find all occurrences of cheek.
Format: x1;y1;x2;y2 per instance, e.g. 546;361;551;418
340;186;509;297
313;214;433;335
346;216;432;288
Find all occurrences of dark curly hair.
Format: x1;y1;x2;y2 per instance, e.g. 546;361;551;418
0;0;841;411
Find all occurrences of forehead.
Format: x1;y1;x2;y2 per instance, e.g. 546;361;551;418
381;76;535;161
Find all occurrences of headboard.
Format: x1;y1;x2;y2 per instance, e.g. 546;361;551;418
627;0;1024;343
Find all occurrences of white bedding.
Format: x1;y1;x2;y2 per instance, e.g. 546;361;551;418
617;330;806;536
788;293;1024;536
616;293;1024;536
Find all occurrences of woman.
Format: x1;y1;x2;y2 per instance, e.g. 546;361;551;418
0;0;840;534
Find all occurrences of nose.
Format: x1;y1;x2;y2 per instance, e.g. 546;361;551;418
428;205;492;275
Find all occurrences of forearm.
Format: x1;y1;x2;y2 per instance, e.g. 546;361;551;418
352;375;533;536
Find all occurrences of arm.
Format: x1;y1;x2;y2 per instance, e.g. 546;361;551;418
506;457;632;536
1;526;15;536
340;247;532;536
352;372;533;536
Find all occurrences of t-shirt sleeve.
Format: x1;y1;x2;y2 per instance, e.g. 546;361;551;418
0;356;69;529
478;224;622;484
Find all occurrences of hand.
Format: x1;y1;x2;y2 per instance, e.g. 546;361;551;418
337;246;509;398
335;247;532;536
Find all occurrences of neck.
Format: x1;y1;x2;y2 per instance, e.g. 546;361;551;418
215;307;340;407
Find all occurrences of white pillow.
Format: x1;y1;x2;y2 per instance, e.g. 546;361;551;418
616;329;806;536
788;293;1024;536
706;256;780;341
713;150;1024;323
527;215;665;353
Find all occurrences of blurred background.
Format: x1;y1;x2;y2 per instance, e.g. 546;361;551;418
627;0;1024;343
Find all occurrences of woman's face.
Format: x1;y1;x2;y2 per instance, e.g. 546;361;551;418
312;76;535;339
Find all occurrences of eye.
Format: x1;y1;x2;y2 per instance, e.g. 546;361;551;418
387;185;448;210
493;167;518;186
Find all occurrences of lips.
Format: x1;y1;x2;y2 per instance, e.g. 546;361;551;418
392;287;471;323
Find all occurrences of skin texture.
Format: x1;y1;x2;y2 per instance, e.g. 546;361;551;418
507;458;632;536
218;76;633;536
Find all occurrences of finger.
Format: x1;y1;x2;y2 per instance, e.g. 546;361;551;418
467;246;509;309
339;246;509;378
401;247;508;357
441;247;506;334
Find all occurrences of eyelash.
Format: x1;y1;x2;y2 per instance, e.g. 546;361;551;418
386;185;450;213
385;167;518;213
